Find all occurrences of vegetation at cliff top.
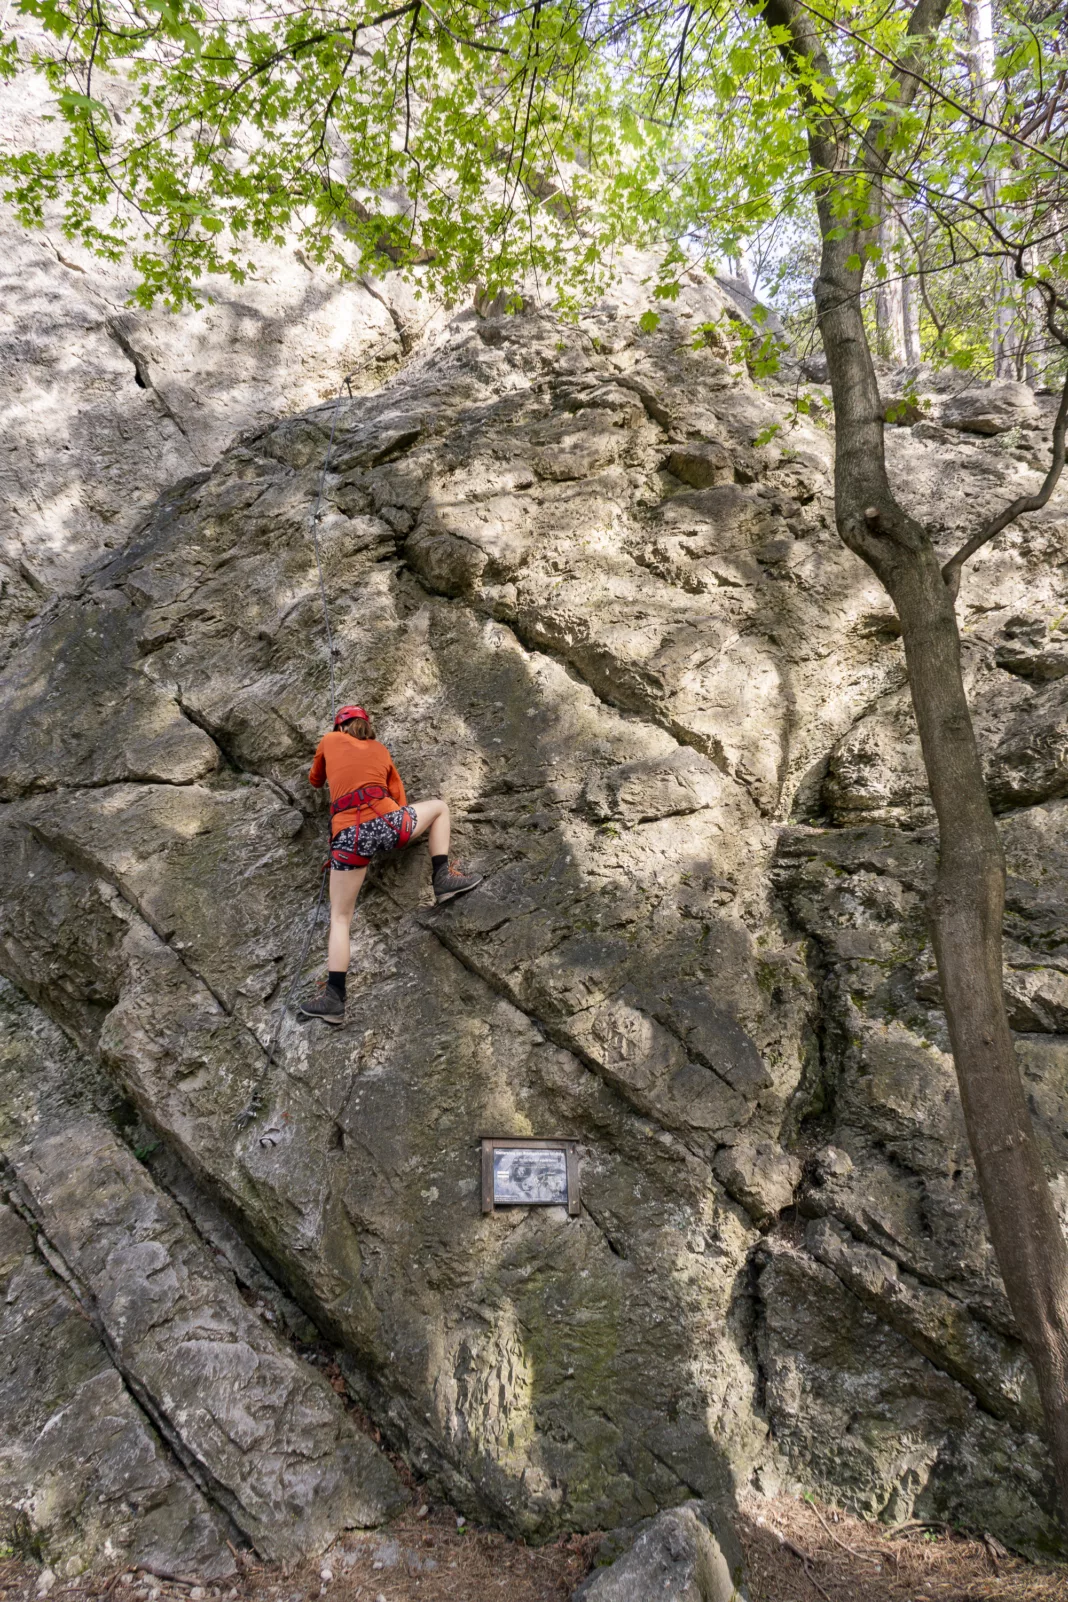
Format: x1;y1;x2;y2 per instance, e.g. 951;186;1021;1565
0;0;1064;384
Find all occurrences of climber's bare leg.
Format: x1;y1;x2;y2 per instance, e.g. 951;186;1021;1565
327;865;367;973
410;799;482;902
410;798;450;858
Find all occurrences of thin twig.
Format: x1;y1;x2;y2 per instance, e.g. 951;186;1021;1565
808;1503;882;1567
420;1;508;55
767;1524;833;1602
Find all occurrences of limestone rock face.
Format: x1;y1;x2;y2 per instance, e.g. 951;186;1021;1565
0;222;429;670
2;258;1068;1558
0;592;221;799
756;1239;1054;1538
821;414;1068;830
0;979;403;1570
773;807;1068;1545
11;1120;407;1559
0;1201;236;1581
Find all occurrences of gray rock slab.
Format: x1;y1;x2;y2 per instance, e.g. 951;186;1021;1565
665;442;734;490
96;910;759;1539
711;1141;801;1225
941;381;1039;434
0;1202;235;1580
756;1242;1060;1546
582;748;743;825
773;817;1068;1548
9;1119;406;1560
0;592;219;800
988;675;1068;809
574;1502;746;1601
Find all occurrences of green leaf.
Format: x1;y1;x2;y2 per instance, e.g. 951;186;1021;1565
57;88;109;117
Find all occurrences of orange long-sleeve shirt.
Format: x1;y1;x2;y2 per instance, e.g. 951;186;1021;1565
308;732;408;837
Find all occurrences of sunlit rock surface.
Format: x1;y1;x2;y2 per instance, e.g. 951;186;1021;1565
2;248;1068;1564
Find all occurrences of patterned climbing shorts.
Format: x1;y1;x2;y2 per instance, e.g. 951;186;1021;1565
330;806;418;871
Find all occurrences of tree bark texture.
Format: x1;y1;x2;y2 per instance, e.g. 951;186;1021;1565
815;217;1068;1526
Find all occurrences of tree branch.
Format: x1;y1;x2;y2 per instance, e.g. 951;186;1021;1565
760;0;841;174
419;1;508;56
402;0;420;154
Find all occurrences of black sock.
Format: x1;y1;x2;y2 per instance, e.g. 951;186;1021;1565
431;854;448;877
327;970;347;1000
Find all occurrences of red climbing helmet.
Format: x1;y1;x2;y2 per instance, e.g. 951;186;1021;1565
334;704;370;730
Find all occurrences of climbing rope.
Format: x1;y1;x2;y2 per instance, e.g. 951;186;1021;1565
308;374;354;723
234;373;355;1129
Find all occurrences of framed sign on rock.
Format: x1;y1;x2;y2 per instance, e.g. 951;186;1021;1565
481;1137;580;1216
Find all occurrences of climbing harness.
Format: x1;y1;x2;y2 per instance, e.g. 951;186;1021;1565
329;804;417;870
330;782;387;818
234;374;355;1130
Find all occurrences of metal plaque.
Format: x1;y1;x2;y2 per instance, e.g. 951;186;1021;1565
481;1138;580;1215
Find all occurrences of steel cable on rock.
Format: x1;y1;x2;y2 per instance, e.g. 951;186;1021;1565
235;374;355;1129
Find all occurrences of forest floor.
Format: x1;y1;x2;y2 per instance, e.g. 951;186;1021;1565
737;1495;1067;1601
2;1493;1067;1602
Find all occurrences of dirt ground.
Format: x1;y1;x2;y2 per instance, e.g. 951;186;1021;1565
737;1495;1068;1601
3;1492;1067;1602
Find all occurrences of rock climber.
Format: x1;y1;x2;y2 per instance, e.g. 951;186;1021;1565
298;704;481;1025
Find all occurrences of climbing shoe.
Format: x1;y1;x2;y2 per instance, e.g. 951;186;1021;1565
433;862;483;904
297;980;345;1026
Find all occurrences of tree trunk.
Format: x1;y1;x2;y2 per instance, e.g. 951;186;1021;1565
965;0;1016;378
894;554;1068;1510
1026;281;1047;384
994;258;1018;380
902;268;922;367
815;213;1068;1526
875;211;907;366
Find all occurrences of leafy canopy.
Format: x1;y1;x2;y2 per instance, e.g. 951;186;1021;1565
1;0;1065;340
